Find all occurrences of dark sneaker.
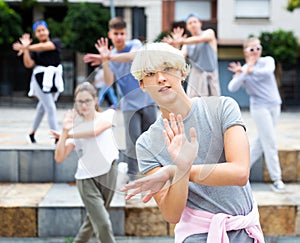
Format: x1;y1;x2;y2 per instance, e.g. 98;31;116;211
27;133;37;143
272;180;286;193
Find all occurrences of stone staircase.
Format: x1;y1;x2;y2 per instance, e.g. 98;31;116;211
0;146;300;241
0;107;300;242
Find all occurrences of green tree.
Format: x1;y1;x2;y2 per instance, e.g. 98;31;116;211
258;29;299;66
258;29;299;104
61;2;110;53
287;0;300;11
0;0;23;50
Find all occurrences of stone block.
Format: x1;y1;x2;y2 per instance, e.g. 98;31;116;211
250;156;264;182
297;152;300;182
0;150;18;182
19;150;54;182
54;151;78;182
259;205;296;236
264;151;298;182
0;207;37;237
125;201;168;236
169;223;175;237
295;206;300;235
38;207;82;237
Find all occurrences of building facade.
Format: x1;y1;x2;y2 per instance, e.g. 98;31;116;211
1;0;300;106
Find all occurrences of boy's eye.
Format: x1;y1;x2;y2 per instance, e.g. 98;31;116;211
145;72;155;77
163;66;173;72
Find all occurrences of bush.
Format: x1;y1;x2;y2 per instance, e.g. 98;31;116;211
0;0;22;50
61;2;110;53
287;0;300;11
258;29;299;65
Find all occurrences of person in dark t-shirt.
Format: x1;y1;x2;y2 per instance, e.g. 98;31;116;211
13;20;64;144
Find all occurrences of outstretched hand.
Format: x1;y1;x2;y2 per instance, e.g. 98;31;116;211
228;61;242;73
12;33;32;56
163;113;198;171
162;27;186;48
62;109;75;131
120;166;174;203
83;37;112;66
50;130;61;140
95;37;112;62
83;53;102;66
121;113;198;202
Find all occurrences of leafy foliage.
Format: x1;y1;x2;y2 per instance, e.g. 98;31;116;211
0;0;23;49
61;2;110;53
258;29;299;65
286;0;300;11
154;30;171;42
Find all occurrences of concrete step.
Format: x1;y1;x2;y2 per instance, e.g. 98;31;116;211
0;236;175;243
0;147;299;183
0;182;300;240
0;236;300;243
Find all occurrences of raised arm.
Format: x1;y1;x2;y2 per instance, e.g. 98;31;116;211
54;109;75;163
12;33;56;68
227;61;247;92
95;37;136;63
70;117;112;139
189;124;250;186
122;113;198;223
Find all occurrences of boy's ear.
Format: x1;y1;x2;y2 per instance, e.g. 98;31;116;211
139;80;146;91
181;71;187;81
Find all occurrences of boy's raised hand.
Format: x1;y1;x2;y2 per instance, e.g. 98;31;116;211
95;37;112;62
163;113;198;171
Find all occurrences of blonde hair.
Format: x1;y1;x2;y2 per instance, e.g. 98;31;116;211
243;37;261;48
130;42;190;81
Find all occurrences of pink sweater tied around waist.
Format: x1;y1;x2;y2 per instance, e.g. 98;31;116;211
174;201;265;243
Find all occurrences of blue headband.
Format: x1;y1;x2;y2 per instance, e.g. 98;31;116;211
184;13;201;22
32;20;48;32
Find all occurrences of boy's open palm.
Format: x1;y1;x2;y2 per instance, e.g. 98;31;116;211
163;113;198;171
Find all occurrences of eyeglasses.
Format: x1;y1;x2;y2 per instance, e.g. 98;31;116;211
75;99;93;106
143;66;179;78
245;45;262;52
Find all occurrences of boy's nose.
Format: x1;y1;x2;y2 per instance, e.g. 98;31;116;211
157;71;166;83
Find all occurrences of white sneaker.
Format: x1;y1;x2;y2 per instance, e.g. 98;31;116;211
272;180;286;193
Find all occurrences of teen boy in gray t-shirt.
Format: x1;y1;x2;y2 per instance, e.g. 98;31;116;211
121;42;264;243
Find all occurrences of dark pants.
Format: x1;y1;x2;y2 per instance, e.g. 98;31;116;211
123;105;157;180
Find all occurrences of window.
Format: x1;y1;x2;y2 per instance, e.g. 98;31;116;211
175;0;211;21
235;0;270;19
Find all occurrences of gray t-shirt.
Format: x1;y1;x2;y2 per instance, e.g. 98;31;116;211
136;96;254;242
186;31;218;73
109;39;155;112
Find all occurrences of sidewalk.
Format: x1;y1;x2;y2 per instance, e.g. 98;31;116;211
0;105;299;150
0;105;300;242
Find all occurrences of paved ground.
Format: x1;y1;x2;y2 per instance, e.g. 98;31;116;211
0;105;299;150
0;104;299;243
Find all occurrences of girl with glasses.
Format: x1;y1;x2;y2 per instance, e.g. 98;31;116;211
52;82;118;243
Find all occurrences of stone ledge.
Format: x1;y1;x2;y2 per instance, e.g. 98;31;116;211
1;183;300;238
